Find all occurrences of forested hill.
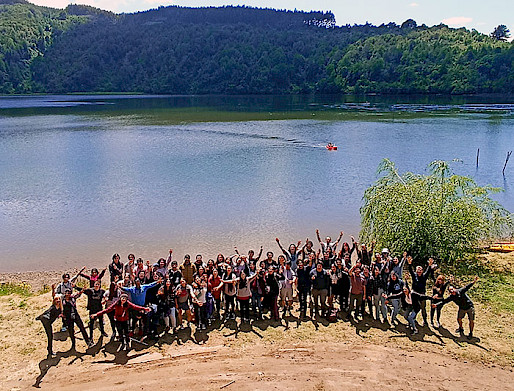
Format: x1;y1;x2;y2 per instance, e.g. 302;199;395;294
1;1;512;95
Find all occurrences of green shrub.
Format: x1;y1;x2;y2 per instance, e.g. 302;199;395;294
360;159;513;265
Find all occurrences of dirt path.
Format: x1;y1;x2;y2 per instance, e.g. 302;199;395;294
12;342;512;391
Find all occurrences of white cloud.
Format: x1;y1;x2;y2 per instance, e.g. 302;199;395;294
442;16;473;26
409;2;419;7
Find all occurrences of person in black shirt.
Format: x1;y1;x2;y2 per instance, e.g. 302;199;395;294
310;262;330;317
296;260;312;320
430;274;449;328
35;284;62;358
109;253;124;282
62;287;92;350
263;266;282;321
407;257;436;326
433;276;479;339
79;280;107;342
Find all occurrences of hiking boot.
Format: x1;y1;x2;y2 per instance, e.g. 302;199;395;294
467;332;473;340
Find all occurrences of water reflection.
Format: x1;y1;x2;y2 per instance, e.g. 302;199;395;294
0;95;513;271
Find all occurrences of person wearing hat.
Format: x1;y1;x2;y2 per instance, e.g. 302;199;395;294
91;293;150;350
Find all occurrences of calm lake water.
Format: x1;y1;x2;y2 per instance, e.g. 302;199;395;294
1;94;513;272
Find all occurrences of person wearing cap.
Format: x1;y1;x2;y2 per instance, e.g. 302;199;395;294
91;293;150;350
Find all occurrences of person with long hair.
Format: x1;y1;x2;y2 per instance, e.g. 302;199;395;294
91;293;150;350
222;265;238;320
386;271;404;324
276;237;301;271
175;278;193;329
430;274;449;328
263;266;281;321
80;267;107;288
385;283;432;334
236;270;258;323
208;268;222;319
192;276;208;330
35;284;62;358
81;279;108;343
62;287;92;350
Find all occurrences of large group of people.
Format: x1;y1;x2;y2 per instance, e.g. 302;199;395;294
36;230;479;358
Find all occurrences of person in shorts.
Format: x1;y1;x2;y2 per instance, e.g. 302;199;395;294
433;276;479;339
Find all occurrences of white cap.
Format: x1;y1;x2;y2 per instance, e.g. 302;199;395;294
382;248;389;253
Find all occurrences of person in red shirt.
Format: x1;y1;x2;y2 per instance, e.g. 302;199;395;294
91;293;150;350
208;268;222;319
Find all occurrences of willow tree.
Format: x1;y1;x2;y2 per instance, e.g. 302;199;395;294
360;159;513;265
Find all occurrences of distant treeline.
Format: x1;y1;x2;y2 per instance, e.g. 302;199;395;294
0;0;512;94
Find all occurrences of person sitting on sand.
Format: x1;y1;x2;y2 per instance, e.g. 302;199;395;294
432;276;479;339
91;293;150;350
36;284;63;358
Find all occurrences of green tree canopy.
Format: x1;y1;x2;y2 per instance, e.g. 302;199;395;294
360;159;513;266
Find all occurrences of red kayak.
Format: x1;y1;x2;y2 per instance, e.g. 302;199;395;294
326;145;338;150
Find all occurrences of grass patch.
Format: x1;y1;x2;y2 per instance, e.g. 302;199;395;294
471;273;514;314
0;282;32;297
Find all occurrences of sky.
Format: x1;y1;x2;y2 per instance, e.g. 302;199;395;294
31;0;514;37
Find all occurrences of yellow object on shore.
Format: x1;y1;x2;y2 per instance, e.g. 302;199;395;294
489;243;514;253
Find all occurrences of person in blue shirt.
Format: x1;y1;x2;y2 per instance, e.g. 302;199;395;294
122;277;162;337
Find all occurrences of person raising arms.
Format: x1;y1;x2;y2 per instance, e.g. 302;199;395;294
275;237;302;271
433;276;479;339
316;229;344;256
35;284;63;358
91;293;150;350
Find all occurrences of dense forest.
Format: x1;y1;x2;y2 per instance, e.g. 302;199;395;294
0;0;512;94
